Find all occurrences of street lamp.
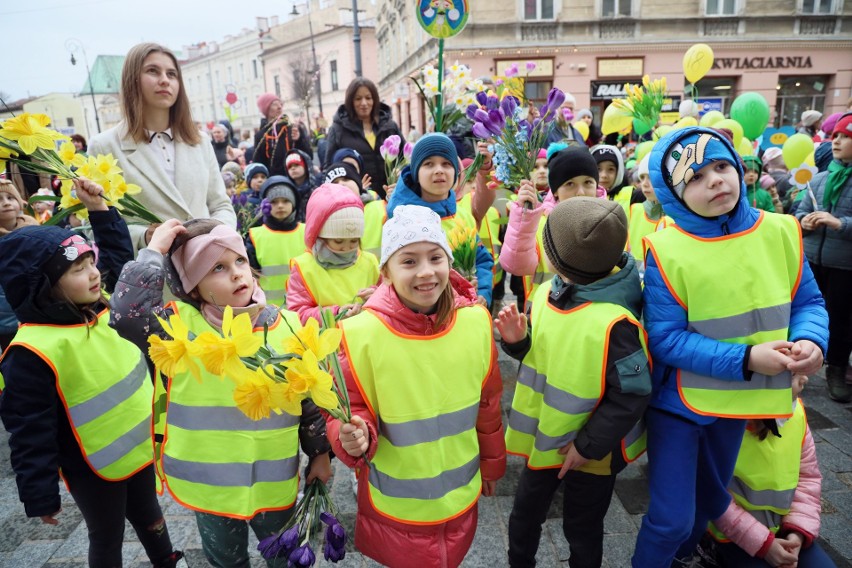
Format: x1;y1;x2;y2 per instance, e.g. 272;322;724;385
291;2;323;117
65;38;101;135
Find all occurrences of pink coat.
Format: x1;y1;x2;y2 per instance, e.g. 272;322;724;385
712;426;822;558
326;271;506;568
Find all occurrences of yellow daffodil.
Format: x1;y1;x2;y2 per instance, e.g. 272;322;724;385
222;306;263;356
282;317;342;360
147;313;202;380
0;145;16;171
58;179;88;220
58;141;86;168
268;380;305;416
0;113;67;155
232;370;276;420
193;307;262;379
284;350;339;411
88;154;123;184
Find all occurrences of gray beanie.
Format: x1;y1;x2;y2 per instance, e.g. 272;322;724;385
543;197;628;285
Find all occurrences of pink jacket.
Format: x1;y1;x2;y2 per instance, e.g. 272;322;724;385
326;271;506;568
712;426;822;558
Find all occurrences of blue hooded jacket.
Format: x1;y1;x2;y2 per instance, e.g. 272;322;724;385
644;127;828;423
388;166;494;304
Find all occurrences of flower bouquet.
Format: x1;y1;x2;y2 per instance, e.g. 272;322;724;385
232;196;269;239
379;135;413;186
601;75;668;137
447;219;478;281
0;113;162;225
411;61;485;134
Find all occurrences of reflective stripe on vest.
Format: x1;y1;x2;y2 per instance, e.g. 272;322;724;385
644;212;802;418
709;401;806;541
506;282;648;468
340;306;494;524
361;200;387;259
249;224;305;305
290;250;379;308
10;311;154;481
161;302;301;519
523;215;556;308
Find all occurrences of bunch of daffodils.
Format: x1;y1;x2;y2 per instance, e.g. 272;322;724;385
447;220;479;281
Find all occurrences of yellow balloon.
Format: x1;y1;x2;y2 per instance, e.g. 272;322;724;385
782;134;815;170
573;121;589;141
673;116;698;130
699;110;725;127
805;152;815;167
683;44;715;84
635;141;655;163
654;125;672;140
737;137;753;157
715;119;744;148
601;104;633;135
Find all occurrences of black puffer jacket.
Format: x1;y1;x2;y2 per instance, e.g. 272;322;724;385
324;102;404;199
0;212;134;517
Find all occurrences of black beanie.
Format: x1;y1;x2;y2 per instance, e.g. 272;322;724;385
323;162;363;193
547;146;599;190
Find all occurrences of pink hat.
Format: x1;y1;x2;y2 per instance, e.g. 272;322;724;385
304;184;365;249
759;174;776;191
537;148;547;160
821;113;843;136
256;93;280;117
171;224;248;293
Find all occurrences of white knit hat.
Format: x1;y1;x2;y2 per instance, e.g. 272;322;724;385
318;206;364;239
380;205;453;267
801;110;822;127
638;153;651;177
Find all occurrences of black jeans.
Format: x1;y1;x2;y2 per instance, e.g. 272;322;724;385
63;464;174;568
507;466;617;568
812;264;852;368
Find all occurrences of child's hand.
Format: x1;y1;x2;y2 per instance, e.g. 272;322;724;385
494;303;527;344
306;452;332;485
748;340;794;376
801;211;841;231
339;304;362;319
362;173;372;191
383;183;395;199
40;508;61;525
73;178;108;212
339;415;369;457
476;295;488;307
557;442;589;479
515;180;538;208
356;286;376;302
146;219;186;255
481;480;496;497
787;339;823;375
764;535;799;567
476;141;493;170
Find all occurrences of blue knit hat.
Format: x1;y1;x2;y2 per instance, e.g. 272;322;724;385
661;130;740;200
332;148;364;173
410;133;460;187
244;163;269;184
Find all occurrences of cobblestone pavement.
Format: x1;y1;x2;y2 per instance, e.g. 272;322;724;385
1;330;850;567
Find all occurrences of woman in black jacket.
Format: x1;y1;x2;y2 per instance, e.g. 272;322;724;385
324;77;404;199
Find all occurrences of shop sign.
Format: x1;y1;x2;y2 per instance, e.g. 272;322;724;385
711;56;812;70
590;81;630;99
697;98;724;114
597;58;643;78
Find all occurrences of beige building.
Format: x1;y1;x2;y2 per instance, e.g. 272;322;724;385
22;93;86;138
377;0;852;133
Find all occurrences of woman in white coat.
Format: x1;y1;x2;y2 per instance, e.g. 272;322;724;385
89;43;235;251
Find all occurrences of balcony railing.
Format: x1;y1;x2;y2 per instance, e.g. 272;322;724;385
703;18;740;36
599;20;636;39
520;22;558;41
798;17;837;35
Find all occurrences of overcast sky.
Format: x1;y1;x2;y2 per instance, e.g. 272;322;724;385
2;0;303;103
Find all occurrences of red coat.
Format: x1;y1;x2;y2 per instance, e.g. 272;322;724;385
326;271;506;568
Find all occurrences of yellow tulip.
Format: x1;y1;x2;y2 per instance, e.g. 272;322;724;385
284;350;339;411
0;113;67;155
282;317;342;360
642;75;650;88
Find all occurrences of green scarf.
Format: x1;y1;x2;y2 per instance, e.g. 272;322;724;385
823;160;852;210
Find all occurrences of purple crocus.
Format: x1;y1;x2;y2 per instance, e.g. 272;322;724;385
402;142;414;161
323;541;346;562
238;192;248;206
500;96;518;118
475;91;488;106
526;61;537;72
260;198;272;217
518;119;532;139
485;96;500;111
320;512;347;562
466;103;479;121
257;525;300;559
380;135;401;161
487;109;506;132
543;88;567;118
505;63;519;78
288;543;316;567
472;122;492;139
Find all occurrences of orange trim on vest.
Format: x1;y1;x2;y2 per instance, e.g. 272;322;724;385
340;331;379;425
643;238;687;310
791;220;804;299
288;260;318;305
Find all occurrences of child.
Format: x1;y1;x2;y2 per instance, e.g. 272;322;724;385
32;187;56;223
796;112;852;403
497;197;651;568
743;156;780;213
627;154;673;273
632;127;828;567
500;145;601;309
592;144;633;213
244;162;269;206
110;217;332;568
0;180;38;349
323;161;387;258
287;183;379;324
247;176;304;306
386;132;494;306
0;180;183;568
284;149;320;221
221;171;237;197
706;374;835;567
328;204;506;568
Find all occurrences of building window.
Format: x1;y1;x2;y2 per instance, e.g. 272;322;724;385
227;66;233;83
240;63;245;82
67;117;74;127
274;75;281;98
705;0;737;15
330;60;339;91
253;60;259;79
524;81;553;104
602;0;631;18
775;75;827;128
801;0;834;13
693;76;737;116
524;0;555;20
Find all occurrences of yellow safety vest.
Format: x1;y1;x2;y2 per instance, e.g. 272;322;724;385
708;401;806;541
458;193;503;269
248;224;306;305
522;215;556;307
627;203;673;264
644;212;802;418
289;250;379;308
161;302;301;519
361;200;387;259
340;306;494;524
610;186;632;215
506;282;649;469
8;310;153;480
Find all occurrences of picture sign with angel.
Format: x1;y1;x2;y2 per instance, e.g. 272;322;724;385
417;0;469;39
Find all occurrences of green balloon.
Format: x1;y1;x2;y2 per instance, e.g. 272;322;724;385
730;92;770;140
699;110;725;127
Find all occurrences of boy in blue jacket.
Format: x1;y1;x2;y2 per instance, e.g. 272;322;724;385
632;127;828;567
